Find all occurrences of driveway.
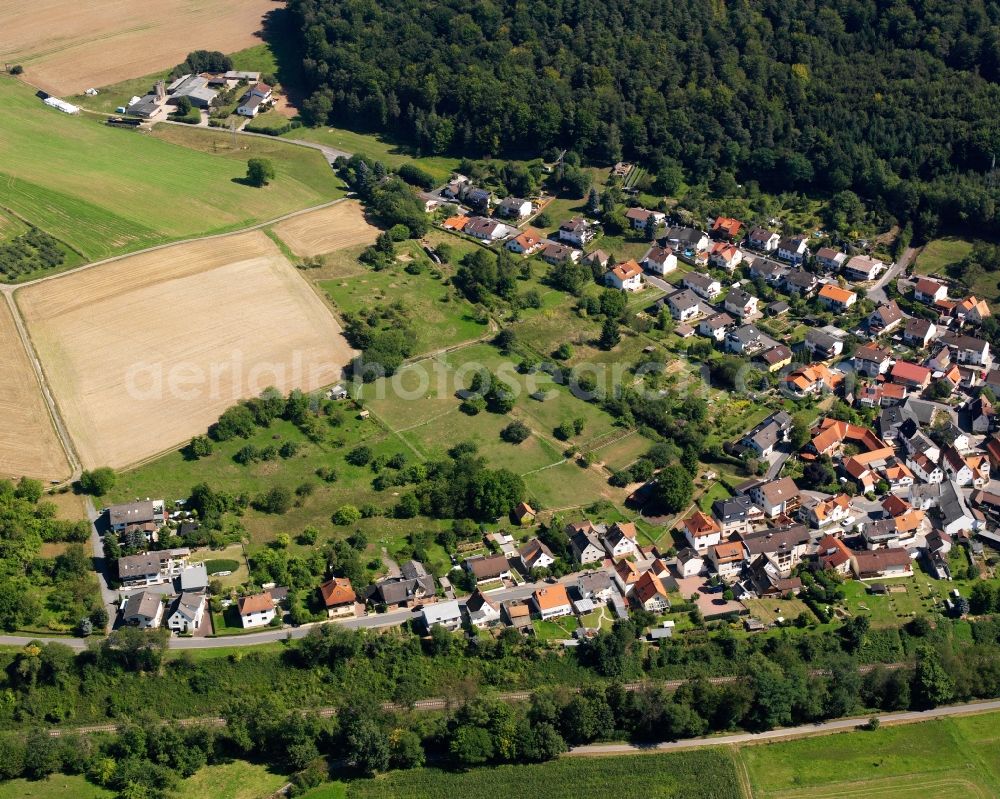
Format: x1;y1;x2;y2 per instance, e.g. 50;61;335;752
674;574;745;618
85;498;118;632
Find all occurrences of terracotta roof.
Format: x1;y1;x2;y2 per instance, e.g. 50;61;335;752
882;495;911;517
443;215;469;231
238;592;273;615
615;558;641;584
817;534;851;569
682;510;721;538
818;283;857;304
533;584;570;611
891;361;931;385
632;570;668;605
511;229;542;249
609;259;642;281
915;277;946;296
319;578;356;607
712;541;744;563
712;216;743;236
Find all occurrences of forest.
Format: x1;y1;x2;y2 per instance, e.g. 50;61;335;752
289;0;1000;236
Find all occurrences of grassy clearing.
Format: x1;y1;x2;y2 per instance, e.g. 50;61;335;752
917;237;975;276
319;243;487;355
178;761;289;799
0;77;341;260
343;749;741;799
743;598;814;625
283;127;460;184
741;715;1000;798
0;776;112;799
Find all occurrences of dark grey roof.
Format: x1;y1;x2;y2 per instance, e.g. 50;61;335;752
713;495;756;523
741;525;809;556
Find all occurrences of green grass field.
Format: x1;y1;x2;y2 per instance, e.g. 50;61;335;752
917;237;975;276
0;775;112;799
342;749;741;799
0;77;342;260
282;127;459;184
741;714;1000;798
318;240;488;355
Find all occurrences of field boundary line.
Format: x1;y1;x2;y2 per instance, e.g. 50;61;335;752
2;291;80;480
730;745;755;799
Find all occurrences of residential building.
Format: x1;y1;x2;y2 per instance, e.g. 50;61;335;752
557;218;594;247
712;496;759;536
782;268;819;296
370;561;436;608
683;272;722;300
519;539;555;572
902;318;937;348
464;217;509;241
532;584;573;620
851;549;913;580
868;301;904;334
725;324;763;355
709;242;743;271
421;599;462;632
108;500;166;533
643;245;677;275
816;535;852;575
631;571;670;613
740;525;810;577
750;260;786;284
237;82;272;117
666;289;703;322
843;254;884;282
681;509;723;551
724;287;758;319
625;207;666;231
711;216;743;241
941;333;991;367
584;249;610;269
496;196;532;219
122;591;164;629
605;259;644;291
890;361;932;391
815;247;847;271
803;493;851;528
709;541;744;581
613;558;642;595
675;547;705;577
698;312;734;342
747;228;780;252
601;522;638;559
319;577;357;618
777;235;809;264
664;226;709;253
970;395;995;433
804;329;843;361
569;528;605;565
783;364;836;397
167;592;206;634
748;477;801;518
576;571;616;603
818;283;857;311
914;277;948;304
117;548;190;588
540;243;581;265
757;345;793;372
506;228;544;255
465;590;501;628
238;592;275;628
739;411;793;458
512;501;536;525
464;553;511;585
854;344;893;377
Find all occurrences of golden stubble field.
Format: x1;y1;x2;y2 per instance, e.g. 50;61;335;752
17;231;356;470
271;201;381;258
0;0;275;95
0;298;70;480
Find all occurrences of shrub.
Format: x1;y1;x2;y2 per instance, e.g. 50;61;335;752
332;504;362;525
500;420;531;443
397;163;435;189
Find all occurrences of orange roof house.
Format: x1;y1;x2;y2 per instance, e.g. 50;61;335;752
816;534;851;572
711;216;743;239
882;494;911;517
319;578;356;614
609;259;642;281
238;592;273;616
809;417;890;456
532;584;571;618
443;215;470;231
631;570;669;610
890;361;932;389
509;228;543;253
682;510;721;539
818;283;858;309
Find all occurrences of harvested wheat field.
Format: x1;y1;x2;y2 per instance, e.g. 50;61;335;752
271;201;380;258
0;0;274;95
0;298;70;480
18;231;355;470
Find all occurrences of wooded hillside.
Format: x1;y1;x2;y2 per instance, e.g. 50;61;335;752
289;0;1000;233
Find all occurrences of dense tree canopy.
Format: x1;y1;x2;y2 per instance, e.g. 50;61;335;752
291;0;1000;233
